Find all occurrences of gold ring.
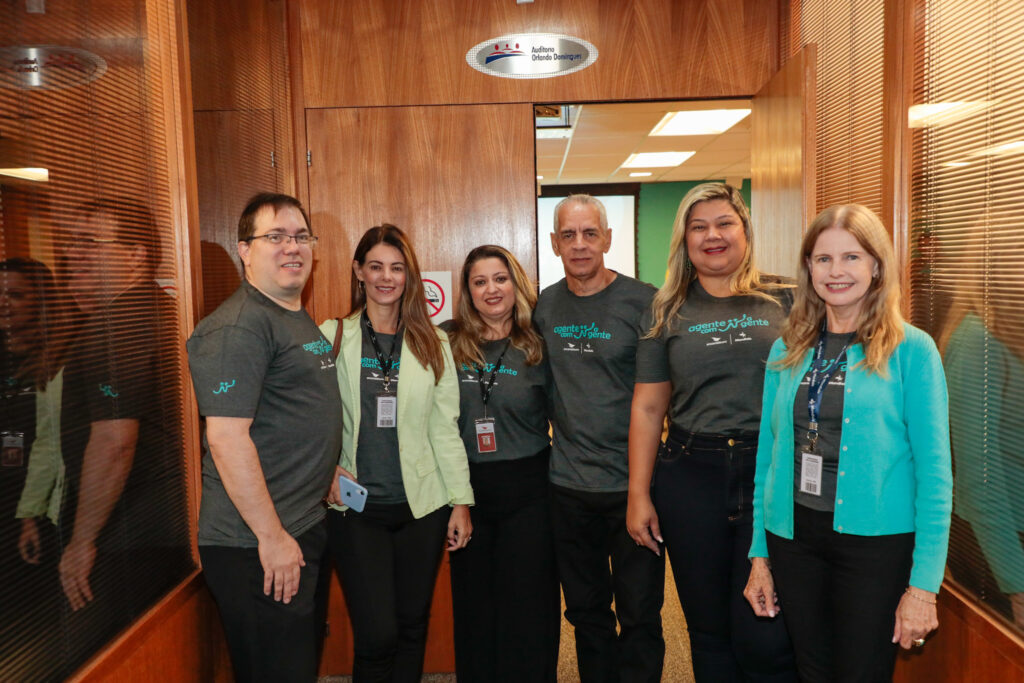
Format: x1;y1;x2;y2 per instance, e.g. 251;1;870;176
913;638;926;647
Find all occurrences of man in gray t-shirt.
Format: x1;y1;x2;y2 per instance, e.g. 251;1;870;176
186;194;342;682
534;194;665;682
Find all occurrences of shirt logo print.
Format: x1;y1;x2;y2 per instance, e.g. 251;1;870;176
98;384;119;398
213;380;237;394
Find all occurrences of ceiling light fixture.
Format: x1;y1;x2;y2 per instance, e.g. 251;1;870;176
629;172;653;177
536;128;572;140
621;152;694;168
649;109;751;136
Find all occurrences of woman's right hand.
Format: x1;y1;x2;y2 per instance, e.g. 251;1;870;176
744;557;780;618
19;517;41;564
326;465;357;506
626;491;662;555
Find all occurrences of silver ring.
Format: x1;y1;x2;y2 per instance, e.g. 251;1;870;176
913;638;926;647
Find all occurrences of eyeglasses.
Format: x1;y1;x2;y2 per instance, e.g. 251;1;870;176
245;233;319;247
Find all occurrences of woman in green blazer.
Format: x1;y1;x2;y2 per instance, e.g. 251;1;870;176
322;224;473;683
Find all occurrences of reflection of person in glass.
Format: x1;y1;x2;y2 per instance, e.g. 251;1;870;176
938;236;1024;630
1;258;66;679
47;199;190;666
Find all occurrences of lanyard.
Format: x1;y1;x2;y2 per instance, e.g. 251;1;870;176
474;339;511;419
365;313;400;393
805;322;851;449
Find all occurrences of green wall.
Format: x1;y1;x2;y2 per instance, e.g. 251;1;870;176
636;179;751;288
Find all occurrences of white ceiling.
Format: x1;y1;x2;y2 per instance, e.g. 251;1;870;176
536;99;752;186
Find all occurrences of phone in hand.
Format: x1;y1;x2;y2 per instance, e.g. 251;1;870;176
338;475;368;513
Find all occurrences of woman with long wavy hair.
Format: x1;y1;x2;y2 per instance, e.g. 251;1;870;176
322;224;473;682
744;204;952;681
442;245;559;682
628;183;797;681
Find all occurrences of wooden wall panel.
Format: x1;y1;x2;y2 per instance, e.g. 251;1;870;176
298;0;780;108
750;45;816;277
305;103;537;322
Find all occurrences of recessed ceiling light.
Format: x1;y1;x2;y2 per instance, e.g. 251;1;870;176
629;172;653;177
908;101;992;128
649;109;751;136
0;167;49;182
622;152;694;168
536;175;544;180
536;128;572;139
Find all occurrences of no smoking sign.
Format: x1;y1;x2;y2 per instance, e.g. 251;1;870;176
421;271;452;322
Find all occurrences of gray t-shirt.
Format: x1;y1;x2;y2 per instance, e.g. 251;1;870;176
635;280;793;434
356;318;406;503
792;330;853;511
534;274;656;492
187;281;343;547
447;333;551;464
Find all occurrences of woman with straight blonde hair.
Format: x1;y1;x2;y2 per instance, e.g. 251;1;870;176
628;183;797;681
442;244;559;682
744;204;953;681
322;224;473;682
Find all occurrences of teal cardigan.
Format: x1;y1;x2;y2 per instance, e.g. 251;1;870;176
750;323;952;592
320;315;474;518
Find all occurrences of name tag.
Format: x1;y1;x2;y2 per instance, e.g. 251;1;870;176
475;418;497;453
800;451;822;496
376;394;397;428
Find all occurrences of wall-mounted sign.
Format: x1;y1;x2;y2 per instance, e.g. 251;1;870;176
0;45;107;90
421;271;452;322
466;33;598;79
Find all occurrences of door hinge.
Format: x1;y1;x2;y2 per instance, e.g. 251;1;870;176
306;150;312;167
270;151;276;168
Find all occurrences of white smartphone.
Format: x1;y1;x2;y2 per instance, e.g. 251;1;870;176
338;475;368;513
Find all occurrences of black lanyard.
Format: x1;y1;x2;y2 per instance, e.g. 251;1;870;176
474;339;511;418
805;322;851;448
365;313;400;392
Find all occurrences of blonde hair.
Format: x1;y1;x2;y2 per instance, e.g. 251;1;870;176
778;204;904;375
349;224;445;384
448;245;543;368
646;183;786;338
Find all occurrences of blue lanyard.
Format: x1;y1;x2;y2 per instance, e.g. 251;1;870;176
805;322;851;448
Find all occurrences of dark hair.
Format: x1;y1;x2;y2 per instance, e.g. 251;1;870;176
350;224;445;384
72;197;162;275
0;258;69;389
238;193;312;242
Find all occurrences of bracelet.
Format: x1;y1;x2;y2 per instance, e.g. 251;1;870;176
905;587;937;605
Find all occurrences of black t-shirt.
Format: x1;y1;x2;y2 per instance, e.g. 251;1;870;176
534;274;655;492
792;330;854;511
188;280;343;546
635;279;793;434
355;317;406;503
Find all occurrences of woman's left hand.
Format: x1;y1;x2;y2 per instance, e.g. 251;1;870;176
893;586;939;648
447;504;473;551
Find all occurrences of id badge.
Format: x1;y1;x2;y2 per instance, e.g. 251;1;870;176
376;394;397;428
799;451;823;496
1;431;24;468
475;418;497;453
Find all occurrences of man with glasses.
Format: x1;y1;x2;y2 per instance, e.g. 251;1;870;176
187;193;342;681
533;194;665;682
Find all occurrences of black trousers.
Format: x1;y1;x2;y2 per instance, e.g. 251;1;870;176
450;452;560;683
766;504;914;682
652;429;797;683
327;502;448;683
550;483;665;683
199;522;327;683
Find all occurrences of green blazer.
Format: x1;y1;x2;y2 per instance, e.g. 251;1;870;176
320;314;474;518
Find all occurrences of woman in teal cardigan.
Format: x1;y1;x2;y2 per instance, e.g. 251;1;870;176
743;205;952;681
322;224;473;682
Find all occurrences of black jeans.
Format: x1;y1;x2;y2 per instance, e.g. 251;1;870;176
767;504;914;682
199;522;327;683
450;451;560;682
550;484;665;683
652;428;797;683
326;502;448;683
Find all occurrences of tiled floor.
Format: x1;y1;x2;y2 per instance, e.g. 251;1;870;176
321;562;695;682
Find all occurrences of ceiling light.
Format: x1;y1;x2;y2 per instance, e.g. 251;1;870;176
649;109;751;136
973;140;1024;157
536;175;544;180
0;167;48;182
908;101;992;128
629;172;652;177
622;152;694;168
536;128;572;139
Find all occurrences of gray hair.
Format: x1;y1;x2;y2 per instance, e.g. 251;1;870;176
553;194;609;233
